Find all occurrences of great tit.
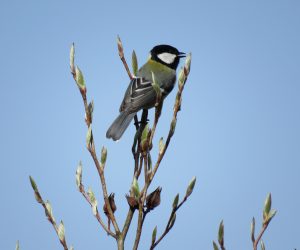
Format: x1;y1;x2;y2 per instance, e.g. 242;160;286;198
106;45;185;141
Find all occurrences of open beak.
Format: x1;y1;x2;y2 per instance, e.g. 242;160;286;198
177;52;186;58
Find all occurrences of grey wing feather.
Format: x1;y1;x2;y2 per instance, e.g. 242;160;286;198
120;77;156;113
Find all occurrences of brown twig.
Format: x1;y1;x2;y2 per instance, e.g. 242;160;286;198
150;195;190;249
29;177;69;250
71;50;120;237
117;35;134;80
79;183;116;238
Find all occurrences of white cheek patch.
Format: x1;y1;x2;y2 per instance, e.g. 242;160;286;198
157;52;177;64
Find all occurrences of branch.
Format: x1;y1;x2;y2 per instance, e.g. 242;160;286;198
70;44;120;236
75;164;116;238
252;193;277;250
117;36;134;80
150;177;196;249
29;176;70;250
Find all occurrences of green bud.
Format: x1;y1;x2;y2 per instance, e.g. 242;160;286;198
75;162;83;190
178;67;185;88
70;43;75;73
70;246;74;250
159;137;165;155
86;126;93;148
170;118;177;136
15;240;19;250
260;239;265;250
101;146;107;165
75;66;85;90
92;203;98;216
132;177;140;198
169;213;176;229
251;217;255;243
141;124;149;151
57;221;65;242
186;176;196;197
151;71;162;103
213;241;219;250
45;200;55;222
34;192;43;204
151;226;157;245
263;193;272;220
87;187;97;207
132;50;138;76
218;220;224;247
172;194;179;209
268;209;277;221
29;176;38;192
184;53;192;75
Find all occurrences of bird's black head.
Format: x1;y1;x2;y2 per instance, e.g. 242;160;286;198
150;44;185;70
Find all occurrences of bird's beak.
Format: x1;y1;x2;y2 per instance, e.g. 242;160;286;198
177;52;186;58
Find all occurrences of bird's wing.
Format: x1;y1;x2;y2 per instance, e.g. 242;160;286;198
119;77;157;112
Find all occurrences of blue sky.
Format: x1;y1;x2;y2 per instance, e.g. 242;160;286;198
0;0;299;249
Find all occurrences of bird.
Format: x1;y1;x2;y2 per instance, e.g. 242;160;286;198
106;45;186;141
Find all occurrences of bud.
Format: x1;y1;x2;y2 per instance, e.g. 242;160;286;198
213;241;219;250
172;194;179;209
146;187;162;211
132;177;140;198
117;35;124;57
87;100;94;123
86;126;93;149
185;176;196;197
125;194;139;210
260;239;265;250
178;67;185;88
75;66;86;90
57;221;65;242
267;209;277;223
170;118;177;136
184;53;192;75
15;240;19;250
70;246;74;250
251;217;255;243
159;137;165;155
218;220;224;247
169;213;176;229
75;161;83;190
87;187;97;207
34;192;43;204
263;193;272;220
103;193;117;216
70;43;75;74
151;226;157;245
101;146;107;165
132;50;138;76
151;72;162;104
45;200;55;222
29;176;38;192
141;124;149;151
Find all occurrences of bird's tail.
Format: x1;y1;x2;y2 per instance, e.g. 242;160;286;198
106;112;136;141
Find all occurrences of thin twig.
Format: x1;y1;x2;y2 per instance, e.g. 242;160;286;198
79;183;116;238
88;142;120;234
30;179;69;250
150;196;189;249
253;223;269;250
71;63;120;236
